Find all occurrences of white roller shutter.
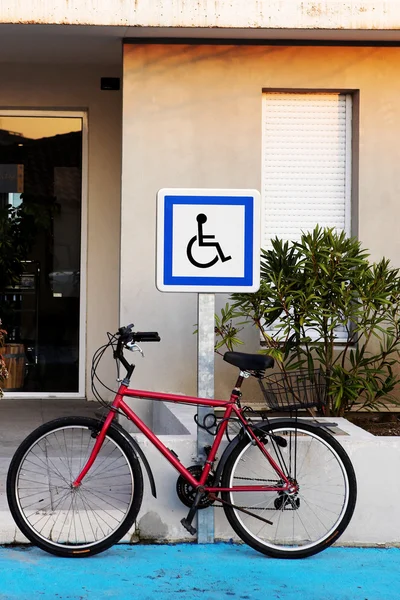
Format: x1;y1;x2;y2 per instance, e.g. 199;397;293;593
262;92;352;343
262;92;352;248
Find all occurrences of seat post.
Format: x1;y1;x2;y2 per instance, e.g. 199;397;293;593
231;370;250;403
234;373;245;391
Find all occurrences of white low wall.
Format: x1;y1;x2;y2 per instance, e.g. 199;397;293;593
1;409;399;547
129;414;400;546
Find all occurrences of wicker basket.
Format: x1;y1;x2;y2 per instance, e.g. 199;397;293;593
258;369;326;412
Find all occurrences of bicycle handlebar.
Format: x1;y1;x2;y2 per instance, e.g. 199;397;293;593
113;325;160;378
116;324;161;345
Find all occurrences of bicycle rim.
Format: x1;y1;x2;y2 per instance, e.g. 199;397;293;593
12;424;136;551
222;422;355;556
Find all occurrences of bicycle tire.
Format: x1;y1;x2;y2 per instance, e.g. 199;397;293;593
7;417;144;558
221;419;357;559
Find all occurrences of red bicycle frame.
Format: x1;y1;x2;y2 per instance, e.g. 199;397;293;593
73;381;292;494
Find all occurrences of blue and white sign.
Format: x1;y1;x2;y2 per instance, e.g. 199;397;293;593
157;188;261;292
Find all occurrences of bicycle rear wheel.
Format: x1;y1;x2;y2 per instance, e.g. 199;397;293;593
221;419;356;559
7;417;143;557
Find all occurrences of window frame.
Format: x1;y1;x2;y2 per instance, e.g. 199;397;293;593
260;91;355;345
0;109;88;399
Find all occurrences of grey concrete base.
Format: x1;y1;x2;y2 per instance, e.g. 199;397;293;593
0;398;98;542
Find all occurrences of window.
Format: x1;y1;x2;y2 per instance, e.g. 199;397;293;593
0;113;87;396
261;92;353;343
262;92;352;248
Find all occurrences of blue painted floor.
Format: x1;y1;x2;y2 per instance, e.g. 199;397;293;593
0;544;399;600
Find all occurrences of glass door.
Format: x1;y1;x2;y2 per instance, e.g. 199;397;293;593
0;113;86;395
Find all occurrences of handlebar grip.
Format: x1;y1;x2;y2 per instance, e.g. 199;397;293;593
134;332;161;342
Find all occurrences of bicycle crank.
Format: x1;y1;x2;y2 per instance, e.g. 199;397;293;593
176;465;215;509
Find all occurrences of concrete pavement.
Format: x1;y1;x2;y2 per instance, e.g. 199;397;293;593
0;544;399;600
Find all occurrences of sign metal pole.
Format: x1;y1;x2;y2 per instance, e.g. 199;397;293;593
196;292;215;544
156;187;261;546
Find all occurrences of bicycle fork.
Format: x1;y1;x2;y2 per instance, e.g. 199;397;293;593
71;410;116;488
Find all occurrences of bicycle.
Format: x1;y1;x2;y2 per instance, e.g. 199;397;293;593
6;324;357;559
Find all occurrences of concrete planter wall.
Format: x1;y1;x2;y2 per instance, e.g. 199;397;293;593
130;409;400;547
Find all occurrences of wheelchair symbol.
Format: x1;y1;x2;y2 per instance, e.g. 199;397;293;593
186;213;232;269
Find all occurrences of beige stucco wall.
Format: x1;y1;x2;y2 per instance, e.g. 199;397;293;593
0;61;122;399
121;43;400;405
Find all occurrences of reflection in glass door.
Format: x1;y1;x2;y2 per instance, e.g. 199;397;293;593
0;114;85;394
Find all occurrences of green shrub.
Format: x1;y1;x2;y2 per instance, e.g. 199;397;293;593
217;226;400;416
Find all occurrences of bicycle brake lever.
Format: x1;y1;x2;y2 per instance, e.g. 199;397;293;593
126;341;144;357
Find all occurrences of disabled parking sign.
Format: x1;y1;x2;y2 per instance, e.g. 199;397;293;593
156;189;261;292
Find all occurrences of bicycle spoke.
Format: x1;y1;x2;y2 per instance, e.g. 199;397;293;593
79;492;108;540
80;486;129;515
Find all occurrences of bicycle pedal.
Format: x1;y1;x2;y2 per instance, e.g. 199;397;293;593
180;518;197;536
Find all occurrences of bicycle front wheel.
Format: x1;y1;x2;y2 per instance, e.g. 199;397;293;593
7;417;143;557
221;419;357;559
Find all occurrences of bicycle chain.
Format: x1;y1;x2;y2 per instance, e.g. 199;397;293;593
234;476;279;483
214;505;281;511
215;476;288;511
